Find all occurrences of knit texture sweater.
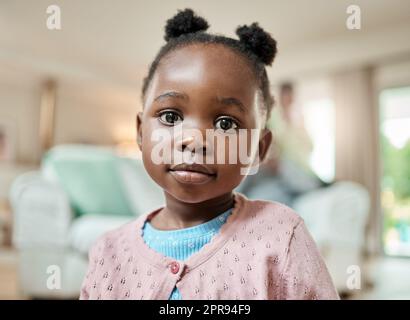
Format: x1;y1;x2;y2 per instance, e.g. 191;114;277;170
79;192;339;300
142;208;232;300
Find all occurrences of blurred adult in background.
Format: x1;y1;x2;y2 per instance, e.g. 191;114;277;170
236;82;329;207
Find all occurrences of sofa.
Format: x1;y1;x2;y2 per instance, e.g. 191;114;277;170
10;144;369;298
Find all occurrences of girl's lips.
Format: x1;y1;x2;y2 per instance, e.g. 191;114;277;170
169;169;215;185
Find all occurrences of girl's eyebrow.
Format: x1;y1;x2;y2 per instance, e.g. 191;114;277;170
154;91;189;102
153;91;246;112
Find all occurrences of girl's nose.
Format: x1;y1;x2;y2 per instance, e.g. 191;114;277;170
175;129;210;157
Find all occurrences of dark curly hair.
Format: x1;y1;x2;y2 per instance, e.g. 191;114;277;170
141;8;278;123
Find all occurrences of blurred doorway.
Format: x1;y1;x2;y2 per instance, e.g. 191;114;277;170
380;86;410;256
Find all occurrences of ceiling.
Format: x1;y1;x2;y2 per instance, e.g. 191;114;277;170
1;0;410;99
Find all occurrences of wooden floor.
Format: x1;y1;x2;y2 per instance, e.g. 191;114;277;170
0;248;23;300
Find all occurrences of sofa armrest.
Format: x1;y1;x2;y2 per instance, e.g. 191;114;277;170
11;172;74;249
293;181;370;247
293;181;370;293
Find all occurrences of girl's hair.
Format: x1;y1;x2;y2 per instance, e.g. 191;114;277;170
141;8;278;122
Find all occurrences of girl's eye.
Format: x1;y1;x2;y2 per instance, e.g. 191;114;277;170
158;111;182;125
215;117;238;131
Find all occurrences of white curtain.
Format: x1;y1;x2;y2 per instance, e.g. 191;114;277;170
332;67;382;255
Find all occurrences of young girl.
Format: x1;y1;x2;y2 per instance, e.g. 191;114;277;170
80;8;339;300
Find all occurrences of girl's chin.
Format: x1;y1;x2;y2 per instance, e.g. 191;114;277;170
164;187;216;204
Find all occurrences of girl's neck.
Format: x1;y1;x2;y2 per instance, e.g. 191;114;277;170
150;191;235;230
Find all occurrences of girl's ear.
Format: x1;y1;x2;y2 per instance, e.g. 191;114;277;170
136;111;143;150
258;128;272;163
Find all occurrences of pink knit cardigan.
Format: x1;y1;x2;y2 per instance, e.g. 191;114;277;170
80;192;339;300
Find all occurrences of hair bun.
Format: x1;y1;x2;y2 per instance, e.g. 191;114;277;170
164;8;209;42
236;23;277;66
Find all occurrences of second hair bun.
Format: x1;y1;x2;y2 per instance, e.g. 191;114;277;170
236;23;277;66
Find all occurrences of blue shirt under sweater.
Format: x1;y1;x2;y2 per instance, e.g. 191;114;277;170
142;208;233;300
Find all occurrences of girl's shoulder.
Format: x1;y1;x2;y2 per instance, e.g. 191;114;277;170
240;194;302;227
237;194;305;245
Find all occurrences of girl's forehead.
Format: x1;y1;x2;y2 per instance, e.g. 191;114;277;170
160;43;254;78
146;44;258;102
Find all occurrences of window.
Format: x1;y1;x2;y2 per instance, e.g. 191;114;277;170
302;98;335;183
380;87;410;256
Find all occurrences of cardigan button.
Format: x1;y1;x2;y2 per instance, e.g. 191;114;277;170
169;261;180;274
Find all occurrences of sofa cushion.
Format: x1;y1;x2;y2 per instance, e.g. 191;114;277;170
42;145;134;217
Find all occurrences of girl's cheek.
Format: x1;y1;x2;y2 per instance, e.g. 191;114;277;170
210;130;255;166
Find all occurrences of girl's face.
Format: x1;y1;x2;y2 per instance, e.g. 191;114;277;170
137;43;272;203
